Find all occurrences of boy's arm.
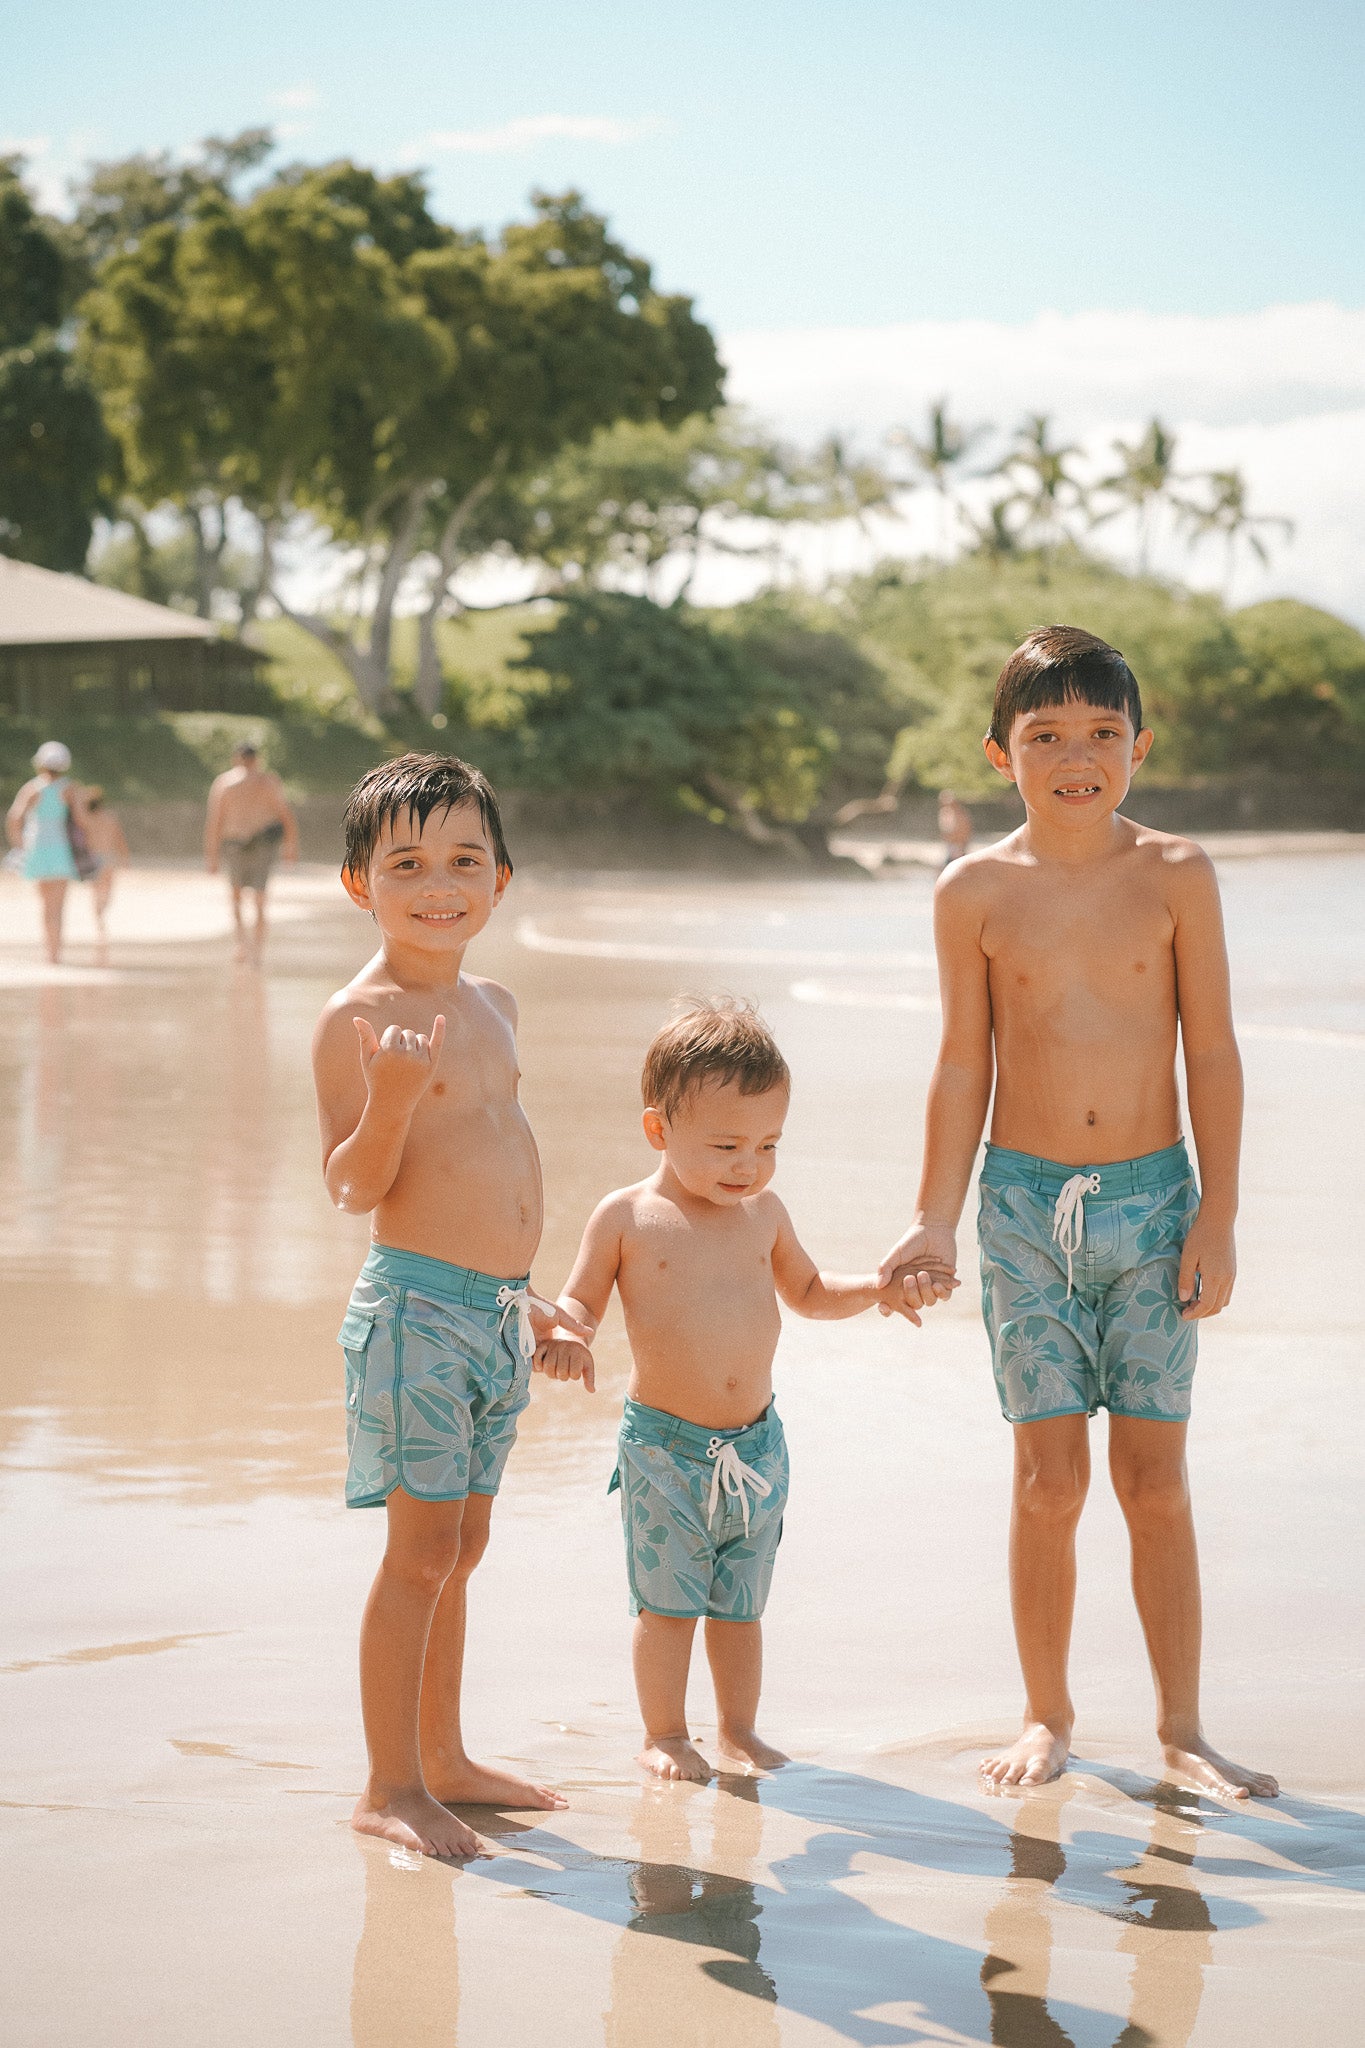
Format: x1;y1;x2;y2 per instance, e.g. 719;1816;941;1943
1171;848;1242;1319
311;998;446;1213
877;865;994;1292
534;1197;628;1394
770;1202;930;1325
555;1196;627;1336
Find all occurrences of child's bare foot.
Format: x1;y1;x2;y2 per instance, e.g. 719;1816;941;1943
639;1736;712;1782
718;1727;789;1773
980;1722;1071;1789
424;1759;567;1811
352;1788;485;1859
1160;1737;1279;1802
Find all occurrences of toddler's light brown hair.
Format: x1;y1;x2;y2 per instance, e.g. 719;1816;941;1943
641;997;790;1121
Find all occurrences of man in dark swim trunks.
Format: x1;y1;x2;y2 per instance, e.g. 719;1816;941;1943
205;743;299;962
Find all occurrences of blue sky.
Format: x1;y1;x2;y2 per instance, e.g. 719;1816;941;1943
4;0;1362;329
7;1;1365;619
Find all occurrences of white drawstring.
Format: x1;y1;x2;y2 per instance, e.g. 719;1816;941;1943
1052;1172;1102;1296
496;1283;558;1364
706;1437;772;1535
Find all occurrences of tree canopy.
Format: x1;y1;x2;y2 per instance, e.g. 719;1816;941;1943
0;159;114;571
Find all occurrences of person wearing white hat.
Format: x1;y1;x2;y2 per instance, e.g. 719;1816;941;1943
5;741;93;964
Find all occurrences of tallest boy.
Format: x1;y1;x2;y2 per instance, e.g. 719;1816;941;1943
882;626;1277;1801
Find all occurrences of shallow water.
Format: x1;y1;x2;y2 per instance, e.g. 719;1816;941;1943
2;855;1363;2045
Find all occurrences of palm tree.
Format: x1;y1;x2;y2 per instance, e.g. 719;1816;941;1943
1181;468;1294;597
995;414;1089;554
1092;417;1186;574
963;496;1025;567
888;398;989;554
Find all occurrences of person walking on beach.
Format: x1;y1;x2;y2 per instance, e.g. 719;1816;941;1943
881;625;1278;1802
5;741;92;965
81;789;130;958
312;753;594;1861
205;742;298;962
937;788;973;867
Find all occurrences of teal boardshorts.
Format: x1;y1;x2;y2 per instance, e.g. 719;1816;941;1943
338;1244;536;1508
609;1398;789;1621
978;1140;1201;1425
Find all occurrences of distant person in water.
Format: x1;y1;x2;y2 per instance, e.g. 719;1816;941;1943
81;788;130;958
5;741;93;964
546;998;947;1784
882;625;1278;1803
204;742;298;962
312;752;594;1861
937;788;973;867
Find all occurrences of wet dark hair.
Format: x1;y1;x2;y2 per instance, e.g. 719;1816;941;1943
989;626;1143;753
642;997;790;1121
343;753;512;879
234;742;259;760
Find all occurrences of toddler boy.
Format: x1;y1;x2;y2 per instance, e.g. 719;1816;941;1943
544;998;941;1782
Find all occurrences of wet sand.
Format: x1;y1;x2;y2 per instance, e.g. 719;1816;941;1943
2;854;1363;2045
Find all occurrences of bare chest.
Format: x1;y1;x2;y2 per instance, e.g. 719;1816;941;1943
984;871;1174;1019
620;1209;777;1320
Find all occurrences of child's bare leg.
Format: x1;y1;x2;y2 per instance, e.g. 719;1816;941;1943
418;1491;566;1811
706;1617;788;1771
982;1415;1089;1789
353;1487;484;1858
1109;1417;1278;1801
634;1610;711;1780
38;880;66;964
229;883;248;961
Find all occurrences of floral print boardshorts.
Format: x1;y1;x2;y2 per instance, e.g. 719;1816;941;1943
978;1140;1201;1425
609;1398;789;1620
338;1243;536;1507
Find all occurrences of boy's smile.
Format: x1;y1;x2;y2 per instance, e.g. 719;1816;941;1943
342;799;509;964
984;699;1153;827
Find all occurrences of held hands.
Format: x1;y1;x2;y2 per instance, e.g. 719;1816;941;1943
875;1223;960;1322
1177;1210;1236;1320
532;1297;596;1393
354;1013;446;1115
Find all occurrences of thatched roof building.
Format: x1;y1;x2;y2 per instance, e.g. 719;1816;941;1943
0;558;268;717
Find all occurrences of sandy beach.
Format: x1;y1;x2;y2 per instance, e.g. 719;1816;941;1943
2;850;1363;2046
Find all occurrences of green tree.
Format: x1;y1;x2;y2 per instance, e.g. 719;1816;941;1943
494;408;890;615
889;398;989;552
82;159;454;662
0;158;114;571
509;592;840;846
399;192;723;714
1092;417;1189;574
1181;467;1293;596
995;413;1089;556
69;131;276;612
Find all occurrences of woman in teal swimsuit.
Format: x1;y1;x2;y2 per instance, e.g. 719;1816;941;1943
5;741;87;963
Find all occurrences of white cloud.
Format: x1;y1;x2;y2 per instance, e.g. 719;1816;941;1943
269;85;319;112
719;303;1365;626
2;134;73;213
414;114;668;156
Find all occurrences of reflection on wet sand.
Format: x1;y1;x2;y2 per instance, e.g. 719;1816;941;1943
980;1783;1214;2048
352;1840;461;2048
606;1775;779;2045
